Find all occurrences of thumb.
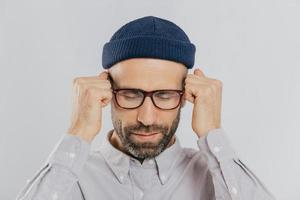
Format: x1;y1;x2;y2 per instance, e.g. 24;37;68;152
194;68;205;77
98;70;109;80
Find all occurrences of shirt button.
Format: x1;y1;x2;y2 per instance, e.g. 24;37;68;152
69;152;76;159
231;186;238;195
139;191;144;198
119;174;124;182
213;146;221;153
161;175;166;182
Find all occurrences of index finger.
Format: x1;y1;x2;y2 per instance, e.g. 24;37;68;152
98;70;109;80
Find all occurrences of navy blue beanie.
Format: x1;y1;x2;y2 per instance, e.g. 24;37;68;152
102;16;196;69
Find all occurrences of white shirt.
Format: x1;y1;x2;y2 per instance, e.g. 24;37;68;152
16;128;275;200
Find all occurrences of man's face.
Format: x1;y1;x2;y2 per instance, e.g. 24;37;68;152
108;58;187;160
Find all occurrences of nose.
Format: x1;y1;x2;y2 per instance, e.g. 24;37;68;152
137;96;157;126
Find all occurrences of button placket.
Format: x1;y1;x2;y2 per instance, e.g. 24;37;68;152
133;186;144;200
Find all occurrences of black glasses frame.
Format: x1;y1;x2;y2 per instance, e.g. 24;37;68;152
112;88;184;110
107;73;185;110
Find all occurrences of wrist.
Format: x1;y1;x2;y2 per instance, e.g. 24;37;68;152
67;127;96;144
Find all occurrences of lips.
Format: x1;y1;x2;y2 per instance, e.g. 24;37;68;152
132;132;158;136
131;132;160;141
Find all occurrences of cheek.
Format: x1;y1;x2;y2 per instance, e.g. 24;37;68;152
112;104;138;124
112;100;179;126
157;110;179;125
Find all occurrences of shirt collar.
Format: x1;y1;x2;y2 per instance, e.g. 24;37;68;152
99;129;184;185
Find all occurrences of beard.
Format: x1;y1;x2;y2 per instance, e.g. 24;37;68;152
111;108;181;161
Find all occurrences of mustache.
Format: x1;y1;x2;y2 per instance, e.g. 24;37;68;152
124;123;168;134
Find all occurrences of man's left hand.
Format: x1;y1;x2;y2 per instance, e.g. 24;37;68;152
184;68;223;138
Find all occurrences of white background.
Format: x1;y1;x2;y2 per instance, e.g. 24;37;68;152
1;0;299;199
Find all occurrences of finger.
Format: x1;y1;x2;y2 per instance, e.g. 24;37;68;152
185;79;220;91
185;74;221;87
101;95;113;107
87;82;112;89
98;70;109;80
78;78;111;84
74;76;110;84
183;92;195;103
84;87;112;105
185;75;210;85
183;86;196;103
193;68;205;77
185;77;213;87
73;79;111;90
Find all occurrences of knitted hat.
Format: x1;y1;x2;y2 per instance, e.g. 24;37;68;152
102;16;196;69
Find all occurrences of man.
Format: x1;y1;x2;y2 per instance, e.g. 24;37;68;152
17;16;275;200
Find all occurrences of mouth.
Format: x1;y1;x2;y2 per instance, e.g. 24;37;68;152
131;132;160;140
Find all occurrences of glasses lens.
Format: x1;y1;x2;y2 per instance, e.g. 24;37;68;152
116;89;144;108
153;91;181;109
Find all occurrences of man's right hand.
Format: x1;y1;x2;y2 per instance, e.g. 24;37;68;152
67;71;112;143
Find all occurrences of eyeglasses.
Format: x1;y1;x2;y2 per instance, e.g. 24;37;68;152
107;74;184;110
112;88;184;110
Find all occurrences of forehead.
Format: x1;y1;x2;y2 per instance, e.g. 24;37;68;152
108;58;187;90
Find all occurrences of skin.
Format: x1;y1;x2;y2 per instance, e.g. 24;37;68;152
68;57;223;164
108;58;187;163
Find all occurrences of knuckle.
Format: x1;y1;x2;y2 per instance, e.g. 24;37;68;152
214;79;223;87
73;77;79;85
73;77;84;85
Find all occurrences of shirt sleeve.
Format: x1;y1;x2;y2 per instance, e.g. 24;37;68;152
16;133;90;200
197;127;276;200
